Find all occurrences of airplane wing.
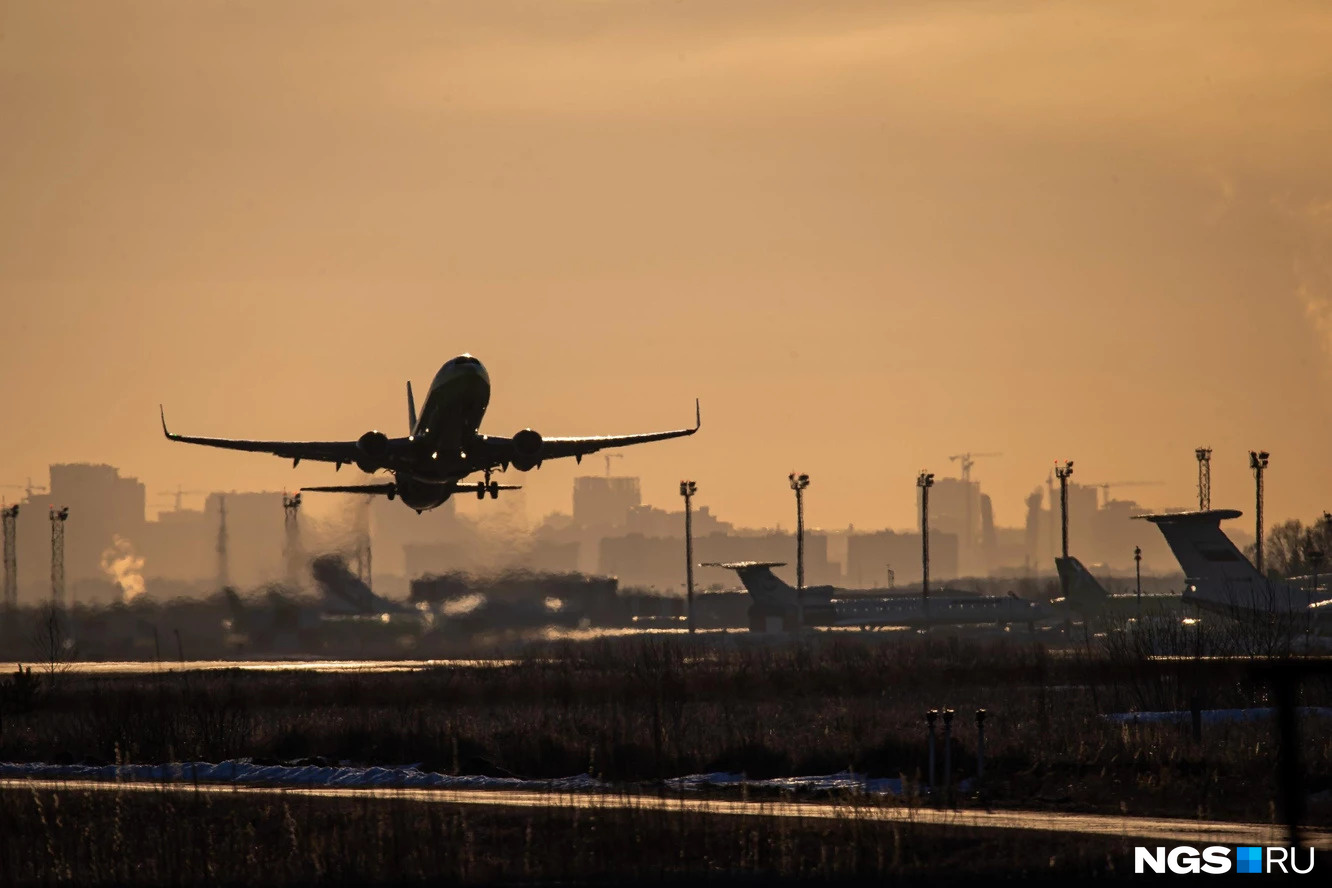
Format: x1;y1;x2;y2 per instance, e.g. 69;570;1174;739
474;399;700;467
160;406;391;467
302;483;399;497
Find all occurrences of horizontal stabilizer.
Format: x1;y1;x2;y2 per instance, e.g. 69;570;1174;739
454;482;522;493
302;483;398;499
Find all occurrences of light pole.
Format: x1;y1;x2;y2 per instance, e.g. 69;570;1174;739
1195;447;1212;511
1134;545;1142;618
789;473;809;590
1054;461;1074;560
917;471;935;601
680;480;697;633
2;504;18;611
50;506;69;608
1250;451;1269;575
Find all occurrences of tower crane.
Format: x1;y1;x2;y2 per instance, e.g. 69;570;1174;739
157;486;208;511
947;452;1002;483
946;452;1001;554
0;477;49;499
1089;481;1164;508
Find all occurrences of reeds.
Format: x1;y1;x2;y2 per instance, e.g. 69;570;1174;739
2;634;1327;825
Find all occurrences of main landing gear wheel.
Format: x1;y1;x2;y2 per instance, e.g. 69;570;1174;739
478;471;500;499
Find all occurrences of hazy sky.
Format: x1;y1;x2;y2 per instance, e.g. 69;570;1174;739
3;1;1332;532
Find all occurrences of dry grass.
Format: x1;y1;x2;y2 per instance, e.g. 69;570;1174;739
3;634;1328;824
0;783;1138;885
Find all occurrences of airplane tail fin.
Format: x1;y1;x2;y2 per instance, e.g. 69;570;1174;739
1137;509;1315;616
1136;510;1258;583
703;561;797;612
407;382;418;435
1055;556;1110;611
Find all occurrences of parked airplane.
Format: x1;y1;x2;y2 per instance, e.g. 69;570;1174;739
707;561;1051;632
1138;509;1332;627
1053;556;1184;619
162;354;699;512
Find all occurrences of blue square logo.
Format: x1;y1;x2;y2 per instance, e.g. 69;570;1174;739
1236;846;1263;874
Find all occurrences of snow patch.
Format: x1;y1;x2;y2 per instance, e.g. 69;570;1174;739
0;760;904;795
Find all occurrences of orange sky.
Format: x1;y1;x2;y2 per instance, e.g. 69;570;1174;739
3;0;1332;533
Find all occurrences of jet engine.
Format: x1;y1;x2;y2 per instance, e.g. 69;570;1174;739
356;430;390;472
511;428;543;471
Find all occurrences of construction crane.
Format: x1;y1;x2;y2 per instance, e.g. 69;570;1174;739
948;452;1002;483
946;452;1000;556
603;454;624;477
157;486;208;511
1;477;49;499
1089;481;1164;508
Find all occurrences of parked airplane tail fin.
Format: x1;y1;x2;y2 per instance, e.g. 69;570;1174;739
703;562;797;612
1055;556;1110;612
1136;509;1314;616
1136;510;1257;583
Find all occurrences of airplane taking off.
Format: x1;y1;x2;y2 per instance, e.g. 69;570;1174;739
707;562;1051;632
162;354;700;512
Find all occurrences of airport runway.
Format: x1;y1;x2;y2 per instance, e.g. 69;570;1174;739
5;777;1328;849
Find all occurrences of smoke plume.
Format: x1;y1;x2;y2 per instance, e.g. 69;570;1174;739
100;535;146;603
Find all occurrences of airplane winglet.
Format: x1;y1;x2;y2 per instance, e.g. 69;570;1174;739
694;398;701;431
159;405;174;439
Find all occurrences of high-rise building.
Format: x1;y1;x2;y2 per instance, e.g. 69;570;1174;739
573;476;641;529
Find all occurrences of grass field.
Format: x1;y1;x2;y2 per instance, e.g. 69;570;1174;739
3;634;1329;825
0;782;1148;885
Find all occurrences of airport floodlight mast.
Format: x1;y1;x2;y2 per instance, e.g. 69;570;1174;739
2;504;18;610
1054;461;1074;560
1249;450;1269;575
789;472;810;590
283;492;303;589
680;480;697;634
1195;447;1212;511
49;506;69;607
917;471;934;601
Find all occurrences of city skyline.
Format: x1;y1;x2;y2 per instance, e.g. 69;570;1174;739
0;456;1248;606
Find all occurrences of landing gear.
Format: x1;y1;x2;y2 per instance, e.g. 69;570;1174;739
479;470;501;500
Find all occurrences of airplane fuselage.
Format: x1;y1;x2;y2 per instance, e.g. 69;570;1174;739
393;356;493;511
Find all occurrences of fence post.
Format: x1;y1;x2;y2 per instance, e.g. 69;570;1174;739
926;709;938;793
942;708;955;805
976;708;987;784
